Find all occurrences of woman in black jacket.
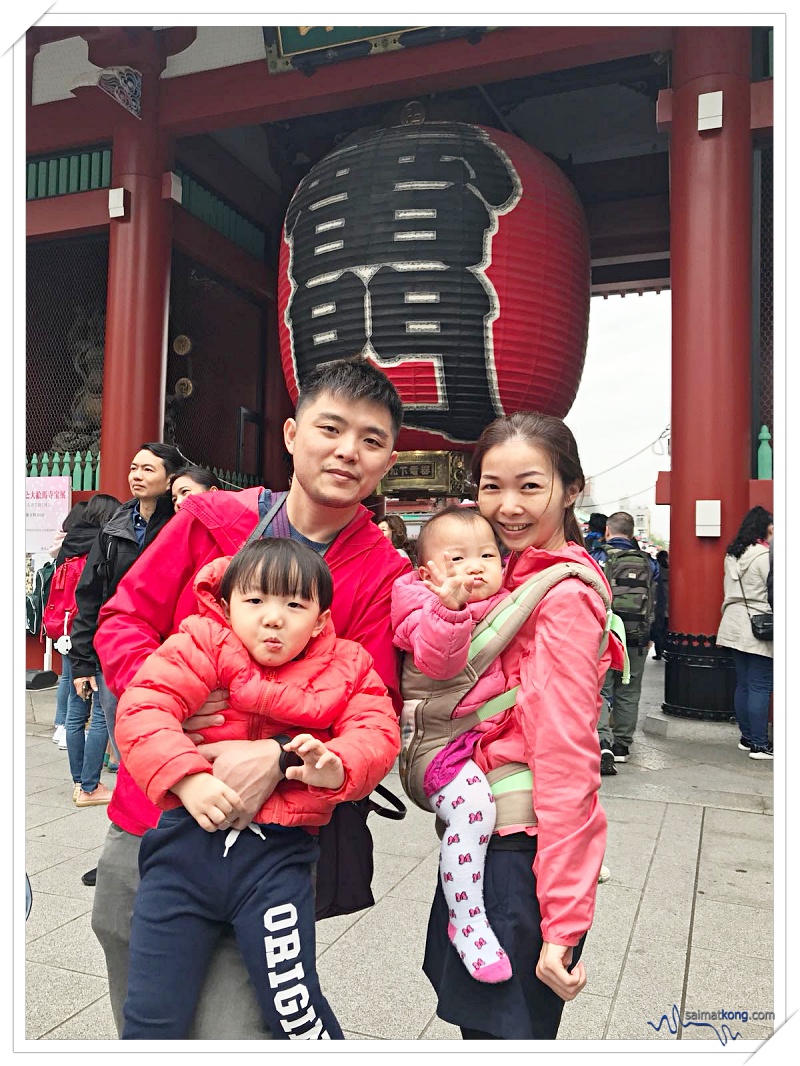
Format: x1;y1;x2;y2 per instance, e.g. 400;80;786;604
58;495;121;805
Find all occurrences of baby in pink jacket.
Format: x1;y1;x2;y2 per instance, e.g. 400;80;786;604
391;506;512;984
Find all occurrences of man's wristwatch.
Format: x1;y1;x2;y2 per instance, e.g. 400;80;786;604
272;734;303;777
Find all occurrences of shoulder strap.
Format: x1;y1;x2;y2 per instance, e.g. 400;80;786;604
736;572;754;617
468;562;611;678
246;491;289;544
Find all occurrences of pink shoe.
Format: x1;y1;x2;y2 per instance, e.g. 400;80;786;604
471;955;513;984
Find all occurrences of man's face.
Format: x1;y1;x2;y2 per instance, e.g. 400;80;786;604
284;391;398;511
128;450;169;502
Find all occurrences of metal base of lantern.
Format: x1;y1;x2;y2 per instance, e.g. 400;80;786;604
662;632;736;721
380;451;470;497
26;668;58;690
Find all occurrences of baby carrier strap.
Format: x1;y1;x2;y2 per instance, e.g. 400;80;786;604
400;562;615;813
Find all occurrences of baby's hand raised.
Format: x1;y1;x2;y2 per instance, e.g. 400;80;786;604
171;771;244;833
282;734;345;790
421;551;474;611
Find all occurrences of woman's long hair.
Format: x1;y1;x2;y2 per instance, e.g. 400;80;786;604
84;493;121;527
470;412;586;546
726;506;773;559
379;513;410;552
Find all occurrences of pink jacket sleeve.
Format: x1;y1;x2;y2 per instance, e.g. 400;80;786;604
391;577;473;681
517;582;608;947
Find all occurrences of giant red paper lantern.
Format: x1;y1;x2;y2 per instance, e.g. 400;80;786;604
278;122;590;451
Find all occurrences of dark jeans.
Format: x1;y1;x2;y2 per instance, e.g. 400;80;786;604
732;650;773;749
123;810;341;1040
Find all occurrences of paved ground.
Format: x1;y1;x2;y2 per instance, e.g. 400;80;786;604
24;656;775;1045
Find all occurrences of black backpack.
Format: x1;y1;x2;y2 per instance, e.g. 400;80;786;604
595;543;655;647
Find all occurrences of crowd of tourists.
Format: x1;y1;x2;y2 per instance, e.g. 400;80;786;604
38;357;773;1041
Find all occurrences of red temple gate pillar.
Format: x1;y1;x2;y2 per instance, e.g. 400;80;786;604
99;35;172;500
665;26;752;713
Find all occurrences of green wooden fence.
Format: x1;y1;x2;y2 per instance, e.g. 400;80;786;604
757;425;772;479
26;452;259;492
27;148;112;201
175;167;267;260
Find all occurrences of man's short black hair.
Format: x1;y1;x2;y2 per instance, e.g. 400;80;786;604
588;512;608;535
295;357;403;442
139;442;184;477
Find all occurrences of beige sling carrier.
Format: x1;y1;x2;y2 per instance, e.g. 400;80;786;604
398;562;624;832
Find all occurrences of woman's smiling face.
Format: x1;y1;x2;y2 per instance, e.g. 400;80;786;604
477;438;579;553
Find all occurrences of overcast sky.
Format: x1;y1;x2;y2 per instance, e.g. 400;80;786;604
566;291;672;542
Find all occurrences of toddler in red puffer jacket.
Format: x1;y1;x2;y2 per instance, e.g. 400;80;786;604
115;538;399;1040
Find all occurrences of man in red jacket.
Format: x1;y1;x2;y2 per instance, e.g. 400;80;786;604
92;357;411;1038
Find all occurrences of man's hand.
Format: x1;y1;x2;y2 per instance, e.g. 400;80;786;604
183;688;229;743
171;772;244;833
73;675;97;699
283;734;345;790
536;942;587;1001
420;552;474;611
193;738;282;829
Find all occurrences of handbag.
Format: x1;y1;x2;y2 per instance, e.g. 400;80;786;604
736;573;774;642
315;784;406;920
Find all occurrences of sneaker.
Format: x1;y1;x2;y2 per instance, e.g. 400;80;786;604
74;783;113;807
737;736;752;752
72;783;81;804
611;741;630;763
51;724;66;745
600;749;618;776
58;732;68;751
598;865;611;883
81;868;97;887
749;746;774;761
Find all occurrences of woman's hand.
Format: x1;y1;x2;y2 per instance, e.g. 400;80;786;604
73;676;97;700
536;941;586;1001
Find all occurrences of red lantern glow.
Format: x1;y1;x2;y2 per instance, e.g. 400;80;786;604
278;123;590;451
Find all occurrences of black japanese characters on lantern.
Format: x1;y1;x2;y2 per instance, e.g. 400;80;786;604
281;124;521;442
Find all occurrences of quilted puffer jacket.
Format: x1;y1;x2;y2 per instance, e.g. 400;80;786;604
391;570;510;720
114;556;400;829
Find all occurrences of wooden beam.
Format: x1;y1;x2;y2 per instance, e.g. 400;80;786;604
657;80;773;132
27;89;119;156
171;205;275;302
26;189;110;239
176;135;279;231
160;26;674;136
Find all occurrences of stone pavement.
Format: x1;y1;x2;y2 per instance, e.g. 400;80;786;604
23;656;775;1044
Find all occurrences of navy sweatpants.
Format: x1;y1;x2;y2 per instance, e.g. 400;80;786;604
122;809;343;1040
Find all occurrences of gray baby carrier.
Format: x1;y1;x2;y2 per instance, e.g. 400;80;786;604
399;562;625;831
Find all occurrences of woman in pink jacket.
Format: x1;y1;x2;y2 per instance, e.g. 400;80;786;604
422;412;624;1040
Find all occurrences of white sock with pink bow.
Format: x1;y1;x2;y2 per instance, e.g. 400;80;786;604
430;760;512;983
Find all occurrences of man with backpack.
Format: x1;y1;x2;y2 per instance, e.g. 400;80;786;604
589;512;658;766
